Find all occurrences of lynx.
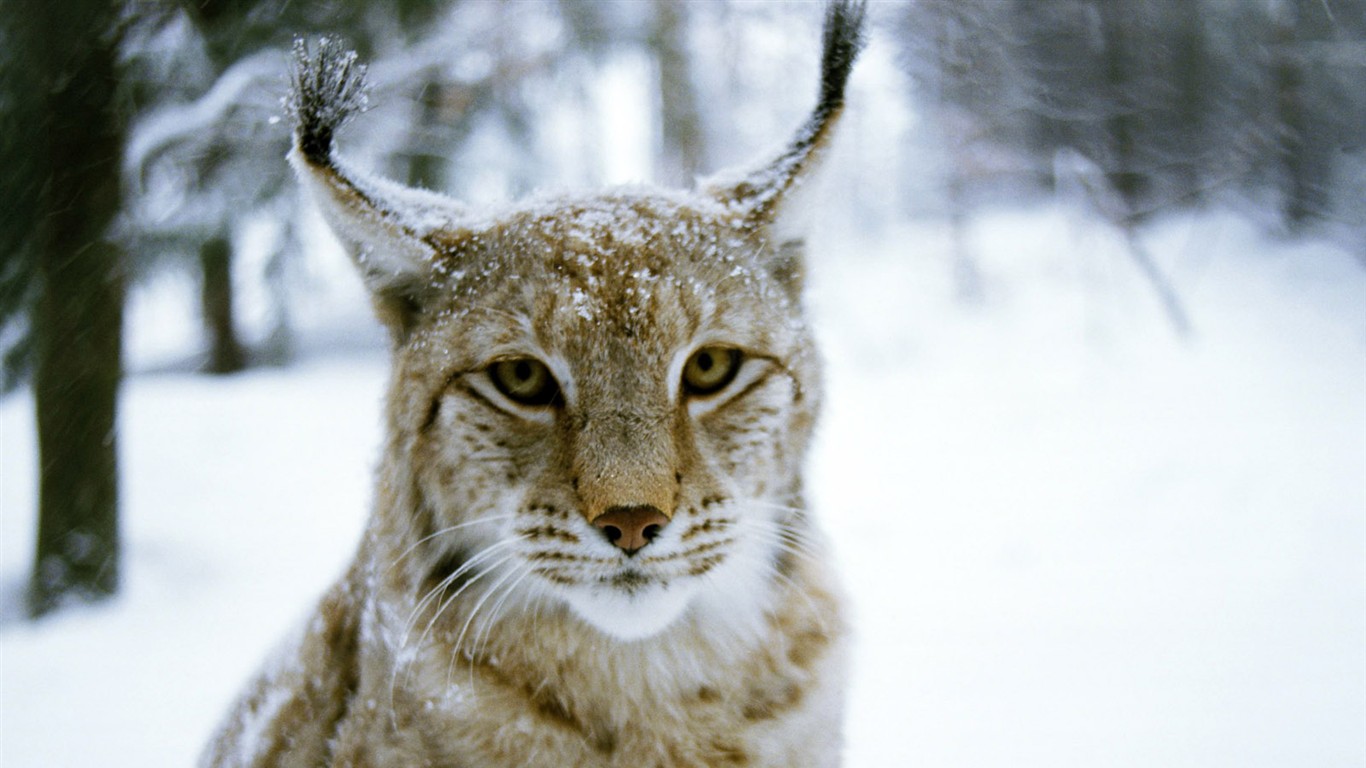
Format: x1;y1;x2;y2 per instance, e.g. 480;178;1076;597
203;3;865;766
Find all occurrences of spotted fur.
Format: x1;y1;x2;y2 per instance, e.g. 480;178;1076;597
203;3;864;766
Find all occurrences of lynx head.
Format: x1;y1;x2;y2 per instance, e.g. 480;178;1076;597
287;2;865;642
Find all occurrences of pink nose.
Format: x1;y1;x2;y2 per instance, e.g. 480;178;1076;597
593;505;670;555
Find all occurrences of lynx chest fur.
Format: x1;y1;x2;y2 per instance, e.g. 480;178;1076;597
203;4;865;767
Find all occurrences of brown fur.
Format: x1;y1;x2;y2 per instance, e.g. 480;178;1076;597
204;4;864;766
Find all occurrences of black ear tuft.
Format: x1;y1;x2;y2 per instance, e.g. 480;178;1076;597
703;1;867;223
286;37;370;166
818;0;869;118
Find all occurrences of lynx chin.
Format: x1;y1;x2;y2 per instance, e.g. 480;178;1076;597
203;3;866;766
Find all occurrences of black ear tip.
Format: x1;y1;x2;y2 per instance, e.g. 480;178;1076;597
286;36;370;166
820;0;869;111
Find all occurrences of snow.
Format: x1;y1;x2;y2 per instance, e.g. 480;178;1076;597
2;204;1364;766
1;362;383;766
808;207;1366;767
125;48;285;182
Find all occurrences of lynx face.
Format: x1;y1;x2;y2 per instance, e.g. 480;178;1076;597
285;0;862;650
391;195;819;639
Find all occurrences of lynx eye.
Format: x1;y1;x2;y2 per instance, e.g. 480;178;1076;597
682;346;742;396
489;358;561;407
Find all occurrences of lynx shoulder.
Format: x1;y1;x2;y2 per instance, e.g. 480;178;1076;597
203;3;865;766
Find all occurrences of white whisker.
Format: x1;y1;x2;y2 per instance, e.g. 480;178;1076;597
769;563;829;632
447;562;529;688
390;549;521;706
400;536;524;645
387;513;517;572
470;565;536;678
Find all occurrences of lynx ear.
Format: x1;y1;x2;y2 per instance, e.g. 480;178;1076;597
703;0;866;259
287;38;465;337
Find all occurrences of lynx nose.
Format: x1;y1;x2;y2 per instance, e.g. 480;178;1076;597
593;505;670;556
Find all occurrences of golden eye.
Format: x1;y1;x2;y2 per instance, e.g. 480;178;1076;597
682;346;741;396
489;358;561;407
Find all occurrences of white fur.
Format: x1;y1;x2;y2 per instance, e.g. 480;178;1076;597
563;579;701;641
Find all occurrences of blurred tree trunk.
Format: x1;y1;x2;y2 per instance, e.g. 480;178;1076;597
14;0;128;617
199;232;247;373
182;2;257;373
1172;0;1207;203
404;77;449;191
184;0;274;371
1274;11;1310;227
1099;2;1144;215
650;0;706;186
1273;0;1332;229
926;0;983;302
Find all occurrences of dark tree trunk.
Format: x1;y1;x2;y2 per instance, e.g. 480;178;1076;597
650;0;706;187
15;0;128;617
1099;3;1145;215
404;77;449;191
199;232;247;374
182;4;261;377
1273;0;1331;229
1172;1;1207;203
1274;15;1309;226
32;246;125;616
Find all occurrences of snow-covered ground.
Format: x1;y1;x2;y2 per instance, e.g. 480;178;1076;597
2;204;1363;766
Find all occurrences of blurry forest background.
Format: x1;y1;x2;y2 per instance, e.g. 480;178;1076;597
2;1;1364;765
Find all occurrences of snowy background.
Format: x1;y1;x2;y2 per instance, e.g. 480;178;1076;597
4;3;1366;766
4;203;1363;766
